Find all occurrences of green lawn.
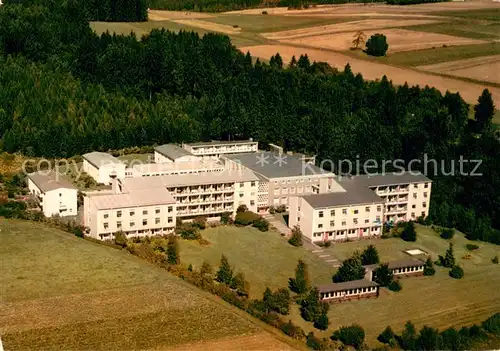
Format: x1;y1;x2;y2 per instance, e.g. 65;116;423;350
178;226;337;298
0;220;290;350
289;225;500;346
205;14;359;33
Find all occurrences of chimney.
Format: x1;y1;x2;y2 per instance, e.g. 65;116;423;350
110;171;118;194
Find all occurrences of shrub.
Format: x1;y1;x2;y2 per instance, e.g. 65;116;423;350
314;312;329;331
192;216;207;230
280;320;306;340
440;228;455;239
289;259;309;294
216;254;233;285
252;218;270;232
365;33;388;57
482;313;500;335
306;332;322;350
466;244;479;251
378;326;396;345
388;280;402;292
220;211;232;225
234;211;260;226
449;265;464;279
276;204;287;213
113;231;127;247
288;226;303;247
197;237;210;245
262;10;268;14
236;204;248;213
332;324;365;349
178;224;201;240
269;206;276;214
492;255;499;264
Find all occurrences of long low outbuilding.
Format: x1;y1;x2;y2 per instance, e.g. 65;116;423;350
365;258;425;280
318;279;379;302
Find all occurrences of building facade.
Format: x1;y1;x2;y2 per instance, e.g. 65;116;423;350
318;279;379;302
154;144;199;164
27;171;77;217
83;180;177;240
183;140;258;159
82;152;126;184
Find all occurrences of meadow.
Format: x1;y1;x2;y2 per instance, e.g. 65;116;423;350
177;223;500;346
0;219;296;350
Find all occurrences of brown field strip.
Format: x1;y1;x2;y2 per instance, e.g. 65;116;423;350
418;55;500;84
240;44;500;104
284;28;487;53
173;19;242;34
148;9;214;20
263;18;440;40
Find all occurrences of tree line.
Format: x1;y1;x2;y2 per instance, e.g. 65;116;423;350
0;0;499;243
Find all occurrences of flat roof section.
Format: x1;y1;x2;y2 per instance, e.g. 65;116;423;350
87;187;175;210
154;144;194;160
225;151;332;179
301;186;383;209
351;172;431;187
186;140;257;147
83;152;124;169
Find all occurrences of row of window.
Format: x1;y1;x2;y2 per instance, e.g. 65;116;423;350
274;178;314;185
103;207;173;219
103;217;174;230
274;186;312;195
318;206;381;218
320;286;377;299
239;182;256;188
312;227;380;237
317;216;381;229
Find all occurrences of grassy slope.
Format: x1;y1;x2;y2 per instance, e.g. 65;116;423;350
179;226;337;298
177;224;499;347
0;220;288;350
290;225;500;346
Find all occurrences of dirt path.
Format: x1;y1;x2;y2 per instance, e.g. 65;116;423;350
240;44;500;104
148;9;214;20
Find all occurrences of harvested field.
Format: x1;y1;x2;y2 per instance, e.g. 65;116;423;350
240;44;500;104
263;18;440;40
170;332;295;351
173;19;242;34
147;9;213;20
0;220;295;350
418;55;500;84
284;28;487;53
225;2;500;16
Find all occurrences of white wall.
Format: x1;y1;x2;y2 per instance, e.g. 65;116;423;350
28;179;77;218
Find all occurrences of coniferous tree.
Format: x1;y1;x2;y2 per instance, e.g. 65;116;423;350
401;221;417;242
288;226;303;247
289;259;310;294
166;235;180;265
378;326;396;345
333;254;365;283
400;321;417;350
216;254;233;284
374;263;393;286
361;245;380;265
474;89;495;132
441;243;456;268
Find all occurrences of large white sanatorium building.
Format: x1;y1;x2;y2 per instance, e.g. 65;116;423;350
80;140;432;241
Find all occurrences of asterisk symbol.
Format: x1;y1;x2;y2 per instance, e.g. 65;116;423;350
274;154;287;167
256;153;270;167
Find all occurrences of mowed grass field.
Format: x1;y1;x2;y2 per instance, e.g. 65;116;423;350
178;224;500;347
179;226;337;298
0;220;297;350
291;225;500;346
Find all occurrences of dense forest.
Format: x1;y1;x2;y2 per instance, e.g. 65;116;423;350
0;0;498;244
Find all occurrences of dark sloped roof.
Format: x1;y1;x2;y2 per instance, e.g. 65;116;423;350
351;172;431;187
387;258;425;269
154;144;193;160
318;279;379;293
28;171;76;192
302;186;383;209
225;151;332;179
